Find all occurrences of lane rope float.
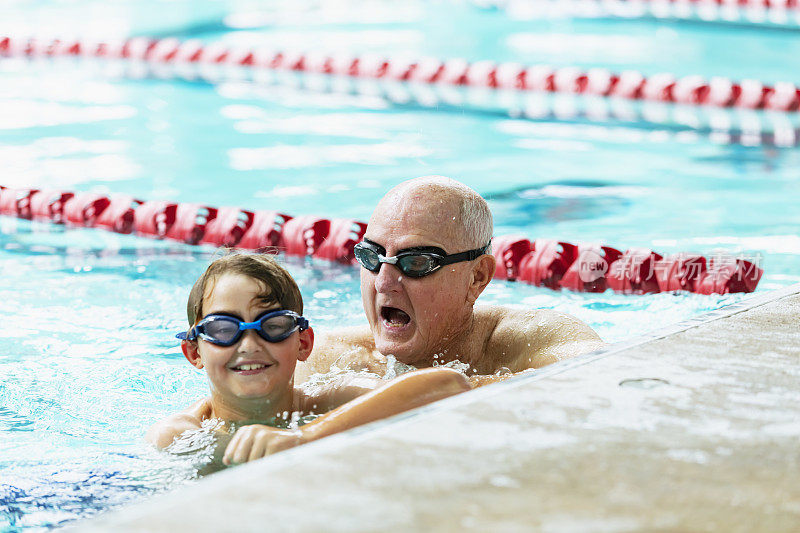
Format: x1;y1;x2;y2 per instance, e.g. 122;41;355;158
2;35;797;147
473;0;800;29
0;185;763;295
1;35;798;114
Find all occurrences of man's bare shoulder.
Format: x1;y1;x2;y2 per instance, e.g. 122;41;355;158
478;305;606;371
295;324;379;382
317;324;375;350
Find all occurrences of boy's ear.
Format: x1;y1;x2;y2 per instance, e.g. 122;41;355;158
182;340;203;369
296;327;314;362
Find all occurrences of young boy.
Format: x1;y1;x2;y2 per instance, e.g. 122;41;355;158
146;252;469;465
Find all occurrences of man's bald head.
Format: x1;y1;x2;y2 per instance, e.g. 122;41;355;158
372;176;493;250
361;176;497;365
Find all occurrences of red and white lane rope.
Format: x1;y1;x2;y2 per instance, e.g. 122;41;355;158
0;185;763;295
3;35;794;147
244;69;799;147
477;0;800;9
474;0;800;27
1;35;798;114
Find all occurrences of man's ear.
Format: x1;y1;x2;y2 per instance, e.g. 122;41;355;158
296;327;314;362
467;254;496;304
182;340;204;369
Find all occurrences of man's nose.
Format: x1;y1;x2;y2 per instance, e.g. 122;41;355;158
374;263;404;293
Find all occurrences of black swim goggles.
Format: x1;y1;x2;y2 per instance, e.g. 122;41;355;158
176;310;309;347
353;239;491;278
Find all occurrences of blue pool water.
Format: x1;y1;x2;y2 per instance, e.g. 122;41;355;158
1;1;799;530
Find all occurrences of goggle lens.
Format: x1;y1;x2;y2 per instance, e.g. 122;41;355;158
354;244;382;272
397;254;437;276
260;315;297;339
203;318;240;344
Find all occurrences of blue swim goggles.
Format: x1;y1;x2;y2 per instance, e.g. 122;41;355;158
176;310;309;347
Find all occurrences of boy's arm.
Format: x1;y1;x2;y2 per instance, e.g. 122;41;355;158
223;367;470;464
145;398;211;450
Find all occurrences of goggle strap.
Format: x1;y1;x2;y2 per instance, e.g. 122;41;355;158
467;243;492;260
234;314;308;333
176;329;196;340
437;242;492;266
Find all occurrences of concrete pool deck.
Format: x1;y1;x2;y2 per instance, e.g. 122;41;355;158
79;284;800;532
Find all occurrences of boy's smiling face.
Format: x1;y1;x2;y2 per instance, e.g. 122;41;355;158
182;272;313;406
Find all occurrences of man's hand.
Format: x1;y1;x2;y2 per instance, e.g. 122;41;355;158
223;425;305;465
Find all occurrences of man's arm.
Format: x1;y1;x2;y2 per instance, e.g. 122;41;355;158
145;398;210;450
298;372;386;413
223;367;470;464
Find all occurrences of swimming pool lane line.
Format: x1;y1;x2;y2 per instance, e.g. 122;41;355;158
474;0;800;30
2;35;798;116
0;186;765;296
2;36;798;148
20;55;798;149
129;60;800;149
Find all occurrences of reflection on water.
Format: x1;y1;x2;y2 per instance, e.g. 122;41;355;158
485;181;638;225
0;448;201;531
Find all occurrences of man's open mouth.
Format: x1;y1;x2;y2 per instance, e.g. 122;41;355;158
380;306;411;328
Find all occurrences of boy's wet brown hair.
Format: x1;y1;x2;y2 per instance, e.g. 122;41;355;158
186;252;303;326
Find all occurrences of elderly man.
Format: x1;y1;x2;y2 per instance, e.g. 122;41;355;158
297;176;604;385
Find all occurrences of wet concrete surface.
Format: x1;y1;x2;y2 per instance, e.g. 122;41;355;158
76;284;800;532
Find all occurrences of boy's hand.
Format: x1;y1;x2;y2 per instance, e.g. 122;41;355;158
223;425;305;465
